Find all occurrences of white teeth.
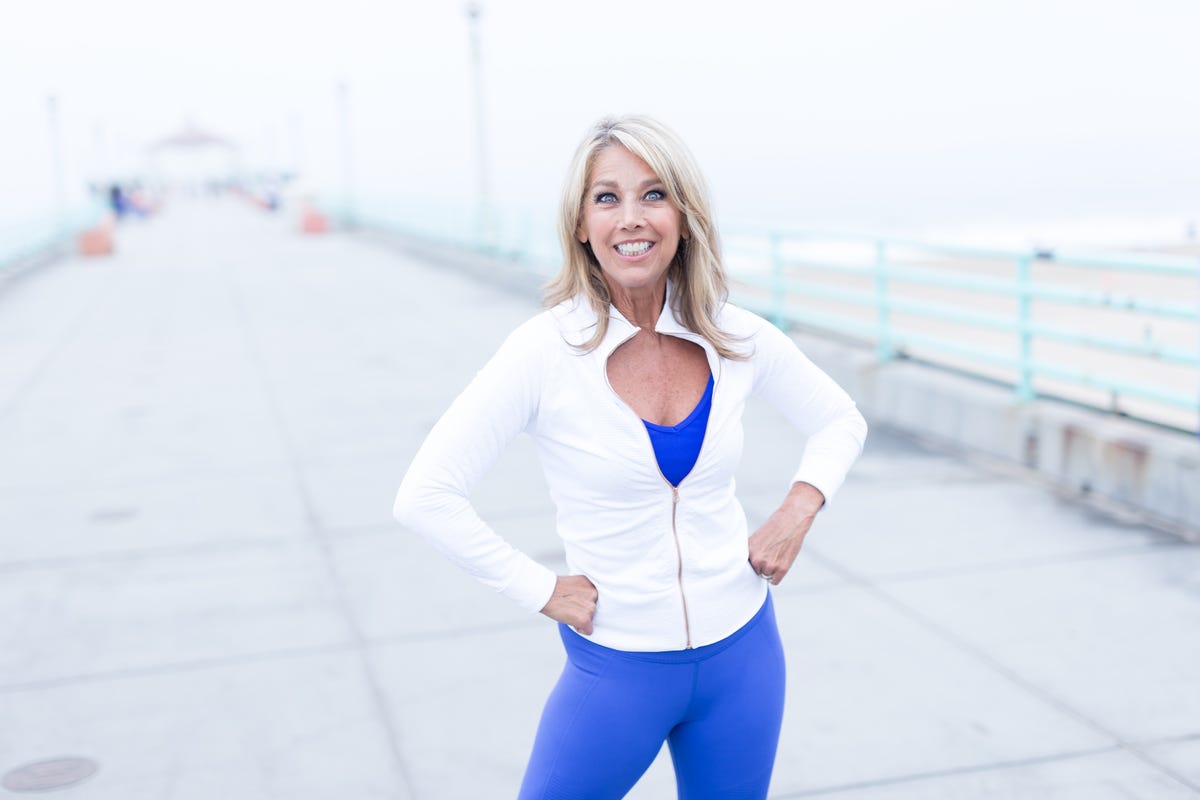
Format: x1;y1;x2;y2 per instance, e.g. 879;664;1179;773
616;241;652;256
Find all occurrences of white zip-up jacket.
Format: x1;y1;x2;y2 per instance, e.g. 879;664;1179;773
394;285;867;651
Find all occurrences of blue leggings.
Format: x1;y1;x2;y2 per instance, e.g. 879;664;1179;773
518;594;786;800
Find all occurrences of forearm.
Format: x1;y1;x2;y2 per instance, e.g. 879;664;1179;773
393;318;557;613
747;481;826;584
779;480;825;520
394;474;558;612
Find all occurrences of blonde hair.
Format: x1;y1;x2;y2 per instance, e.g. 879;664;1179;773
544;115;745;359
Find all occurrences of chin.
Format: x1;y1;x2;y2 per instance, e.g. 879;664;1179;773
603;269;668;293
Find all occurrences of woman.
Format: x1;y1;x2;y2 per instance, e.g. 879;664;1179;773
394;115;866;799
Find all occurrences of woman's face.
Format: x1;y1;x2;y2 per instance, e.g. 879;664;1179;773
576;145;684;298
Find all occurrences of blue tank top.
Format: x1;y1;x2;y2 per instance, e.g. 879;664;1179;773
642;375;714;486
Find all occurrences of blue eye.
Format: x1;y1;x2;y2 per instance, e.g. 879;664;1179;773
594;192;617;204
645;189;666;201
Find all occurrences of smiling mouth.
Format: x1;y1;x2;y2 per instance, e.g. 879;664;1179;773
615;241;653;257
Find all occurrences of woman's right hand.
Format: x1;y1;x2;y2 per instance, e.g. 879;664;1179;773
539;574;598;634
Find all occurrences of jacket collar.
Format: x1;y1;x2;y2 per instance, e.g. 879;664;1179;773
554;280;722;379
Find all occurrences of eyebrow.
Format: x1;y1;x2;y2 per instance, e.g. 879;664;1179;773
589;178;665;191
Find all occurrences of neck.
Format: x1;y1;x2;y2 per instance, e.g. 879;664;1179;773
608;278;667;330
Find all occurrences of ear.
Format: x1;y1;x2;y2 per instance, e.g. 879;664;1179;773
576;225;588;244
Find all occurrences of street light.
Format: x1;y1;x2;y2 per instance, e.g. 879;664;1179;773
465;2;490;248
47;94;67;242
336;79;356;228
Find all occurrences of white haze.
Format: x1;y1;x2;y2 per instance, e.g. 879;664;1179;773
2;0;1198;250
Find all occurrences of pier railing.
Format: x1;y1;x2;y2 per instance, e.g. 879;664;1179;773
0;206;107;283
331;200;1200;434
724;229;1199;433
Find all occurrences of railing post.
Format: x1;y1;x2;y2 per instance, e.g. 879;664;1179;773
478;202;493;254
514;209;531;262
1017;254;1034;401
874;239;892;361
769;231;785;329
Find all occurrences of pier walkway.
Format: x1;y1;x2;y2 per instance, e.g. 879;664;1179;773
1;201;1198;798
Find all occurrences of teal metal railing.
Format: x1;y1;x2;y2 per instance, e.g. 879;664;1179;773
325;195;561;269
725;228;1199;433
328;198;1200;434
0;205;110;282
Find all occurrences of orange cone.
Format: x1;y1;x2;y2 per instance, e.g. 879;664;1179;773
300;207;328;234
78;225;114;256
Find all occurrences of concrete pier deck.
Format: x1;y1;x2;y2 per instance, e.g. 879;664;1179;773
1;200;1198;798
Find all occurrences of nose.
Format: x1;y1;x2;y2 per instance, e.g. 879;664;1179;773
619;201;644;230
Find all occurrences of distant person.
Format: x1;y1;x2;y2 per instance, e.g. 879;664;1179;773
107;184;125;219
128;185;150;218
394;115;867;799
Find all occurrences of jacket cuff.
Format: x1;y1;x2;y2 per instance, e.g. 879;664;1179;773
790;467;842;508
503;558;560;614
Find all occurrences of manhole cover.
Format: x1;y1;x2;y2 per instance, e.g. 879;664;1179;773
2;756;99;792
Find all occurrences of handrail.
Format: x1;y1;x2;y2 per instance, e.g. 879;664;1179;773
0;206;109;278
332;198;1200;435
726;227;1199;434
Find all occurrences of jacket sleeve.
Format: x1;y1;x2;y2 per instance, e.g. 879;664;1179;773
750;318;867;506
392;319;559;613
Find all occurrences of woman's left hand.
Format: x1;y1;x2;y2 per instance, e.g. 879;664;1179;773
747;482;825;585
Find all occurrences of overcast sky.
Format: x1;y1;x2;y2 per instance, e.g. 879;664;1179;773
3;0;1198;248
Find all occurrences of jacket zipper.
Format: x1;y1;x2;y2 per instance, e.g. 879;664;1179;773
669;484;692;649
604;324;713;650
636;422;693;650
615;365;698;650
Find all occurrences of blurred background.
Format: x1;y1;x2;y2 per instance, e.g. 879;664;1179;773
2;1;1199;798
4;0;1200;246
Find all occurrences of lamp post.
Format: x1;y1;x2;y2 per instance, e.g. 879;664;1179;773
465;2;490;249
336;79;355;227
47;94;67;242
287;111;303;179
